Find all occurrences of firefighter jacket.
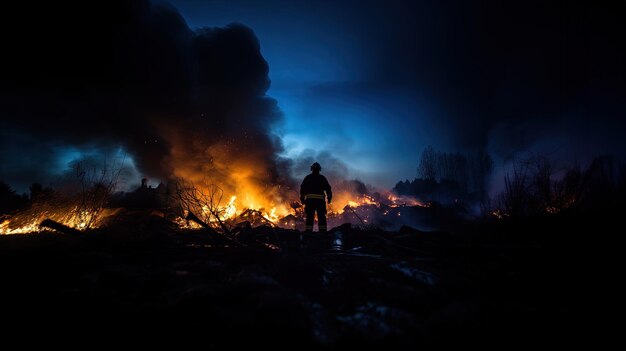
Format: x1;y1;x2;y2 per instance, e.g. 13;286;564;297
300;173;332;202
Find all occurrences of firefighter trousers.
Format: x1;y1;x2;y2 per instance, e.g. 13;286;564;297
305;198;327;232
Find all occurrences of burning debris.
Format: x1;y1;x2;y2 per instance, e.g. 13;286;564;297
0;174;430;236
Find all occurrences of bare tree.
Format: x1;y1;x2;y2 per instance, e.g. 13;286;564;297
496;154;570;217
418;145;437;180
0;154;125;234
499;160;530;218
72;154;126;229
172;178;232;233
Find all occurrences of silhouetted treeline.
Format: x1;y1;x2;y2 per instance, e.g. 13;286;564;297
0;182;28;214
394;146;493;203
0;182;58;215
108;182;171;209
493;154;626;218
0;179;171;219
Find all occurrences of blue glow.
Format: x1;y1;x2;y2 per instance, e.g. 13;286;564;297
271;83;448;187
52;146;143;191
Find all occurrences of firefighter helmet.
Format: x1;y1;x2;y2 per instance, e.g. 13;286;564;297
311;162;322;172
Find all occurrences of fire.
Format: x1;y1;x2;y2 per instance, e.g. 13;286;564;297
386;194;428;207
223;195;238;219
2;148;428;234
0;206;104;235
1;183;428;233
329;193;427;215
267;207;279;222
167;177;430;230
167;139;293;225
1;188;427;234
200;195;238;223
490;209;507;219
162;127;429;230
172;176;289;229
169;182;431;231
0;219;40;235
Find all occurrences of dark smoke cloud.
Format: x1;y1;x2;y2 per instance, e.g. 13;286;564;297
350;0;626;160
293;0;626;189
166;0;626;189
0;1;284;191
289;150;350;186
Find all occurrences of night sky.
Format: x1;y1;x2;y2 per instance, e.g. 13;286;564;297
1;0;625;192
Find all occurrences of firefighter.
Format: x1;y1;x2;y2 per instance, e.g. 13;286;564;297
300;162;332;232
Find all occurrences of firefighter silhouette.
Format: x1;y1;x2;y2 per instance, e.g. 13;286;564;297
300;162;332;232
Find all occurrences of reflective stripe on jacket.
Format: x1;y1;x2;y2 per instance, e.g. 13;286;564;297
300;173;332;202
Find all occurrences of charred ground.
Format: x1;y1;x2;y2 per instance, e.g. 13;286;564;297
0;206;614;347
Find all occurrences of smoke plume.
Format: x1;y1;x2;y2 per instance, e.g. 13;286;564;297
0;1;291;209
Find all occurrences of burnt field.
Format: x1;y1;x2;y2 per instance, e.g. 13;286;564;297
0;210;610;348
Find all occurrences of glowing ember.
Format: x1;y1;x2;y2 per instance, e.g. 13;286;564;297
545;206;559;214
490;210;507;219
